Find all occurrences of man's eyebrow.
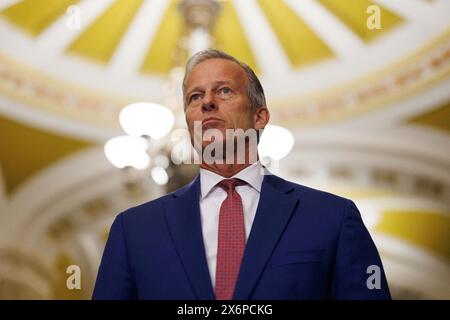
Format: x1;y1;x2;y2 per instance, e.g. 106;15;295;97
186;86;203;97
186;80;234;96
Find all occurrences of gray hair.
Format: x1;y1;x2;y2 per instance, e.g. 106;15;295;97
182;49;266;111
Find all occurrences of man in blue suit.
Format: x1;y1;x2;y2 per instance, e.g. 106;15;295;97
93;49;390;300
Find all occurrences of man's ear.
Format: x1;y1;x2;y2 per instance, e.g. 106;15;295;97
254;107;270;130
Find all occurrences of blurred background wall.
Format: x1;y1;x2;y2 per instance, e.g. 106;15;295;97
0;0;449;299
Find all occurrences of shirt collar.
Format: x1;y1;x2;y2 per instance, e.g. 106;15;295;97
200;161;264;199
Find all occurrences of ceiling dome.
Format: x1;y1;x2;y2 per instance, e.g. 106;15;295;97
0;0;448;138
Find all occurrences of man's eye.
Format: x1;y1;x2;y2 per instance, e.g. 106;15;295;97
190;94;201;102
219;87;231;95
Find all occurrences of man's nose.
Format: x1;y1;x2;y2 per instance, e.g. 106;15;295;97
201;93;217;112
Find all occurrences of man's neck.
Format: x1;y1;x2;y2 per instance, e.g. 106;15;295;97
199;162;254;178
199;145;259;178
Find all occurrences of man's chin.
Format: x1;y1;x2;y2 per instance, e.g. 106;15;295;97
201;139;225;150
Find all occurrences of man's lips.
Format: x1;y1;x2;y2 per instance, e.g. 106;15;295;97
202;117;223;126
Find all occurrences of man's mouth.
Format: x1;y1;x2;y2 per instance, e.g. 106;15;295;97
202;117;223;127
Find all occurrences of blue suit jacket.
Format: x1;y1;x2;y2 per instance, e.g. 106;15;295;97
93;174;390;300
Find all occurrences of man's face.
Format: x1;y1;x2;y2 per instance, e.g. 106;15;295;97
184;58;264;150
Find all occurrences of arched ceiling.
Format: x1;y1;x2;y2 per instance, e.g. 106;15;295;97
0;0;448;138
0;115;91;195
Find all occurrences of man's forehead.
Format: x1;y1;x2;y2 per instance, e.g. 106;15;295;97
185;58;247;88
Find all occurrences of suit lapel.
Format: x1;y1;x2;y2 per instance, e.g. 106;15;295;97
233;174;299;300
163;175;215;300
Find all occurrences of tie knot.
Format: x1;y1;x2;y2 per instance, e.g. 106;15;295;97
218;179;245;192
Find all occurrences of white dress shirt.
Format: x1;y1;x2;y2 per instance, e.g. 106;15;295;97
199;161;265;288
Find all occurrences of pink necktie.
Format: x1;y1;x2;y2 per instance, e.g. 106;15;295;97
215;179;246;300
